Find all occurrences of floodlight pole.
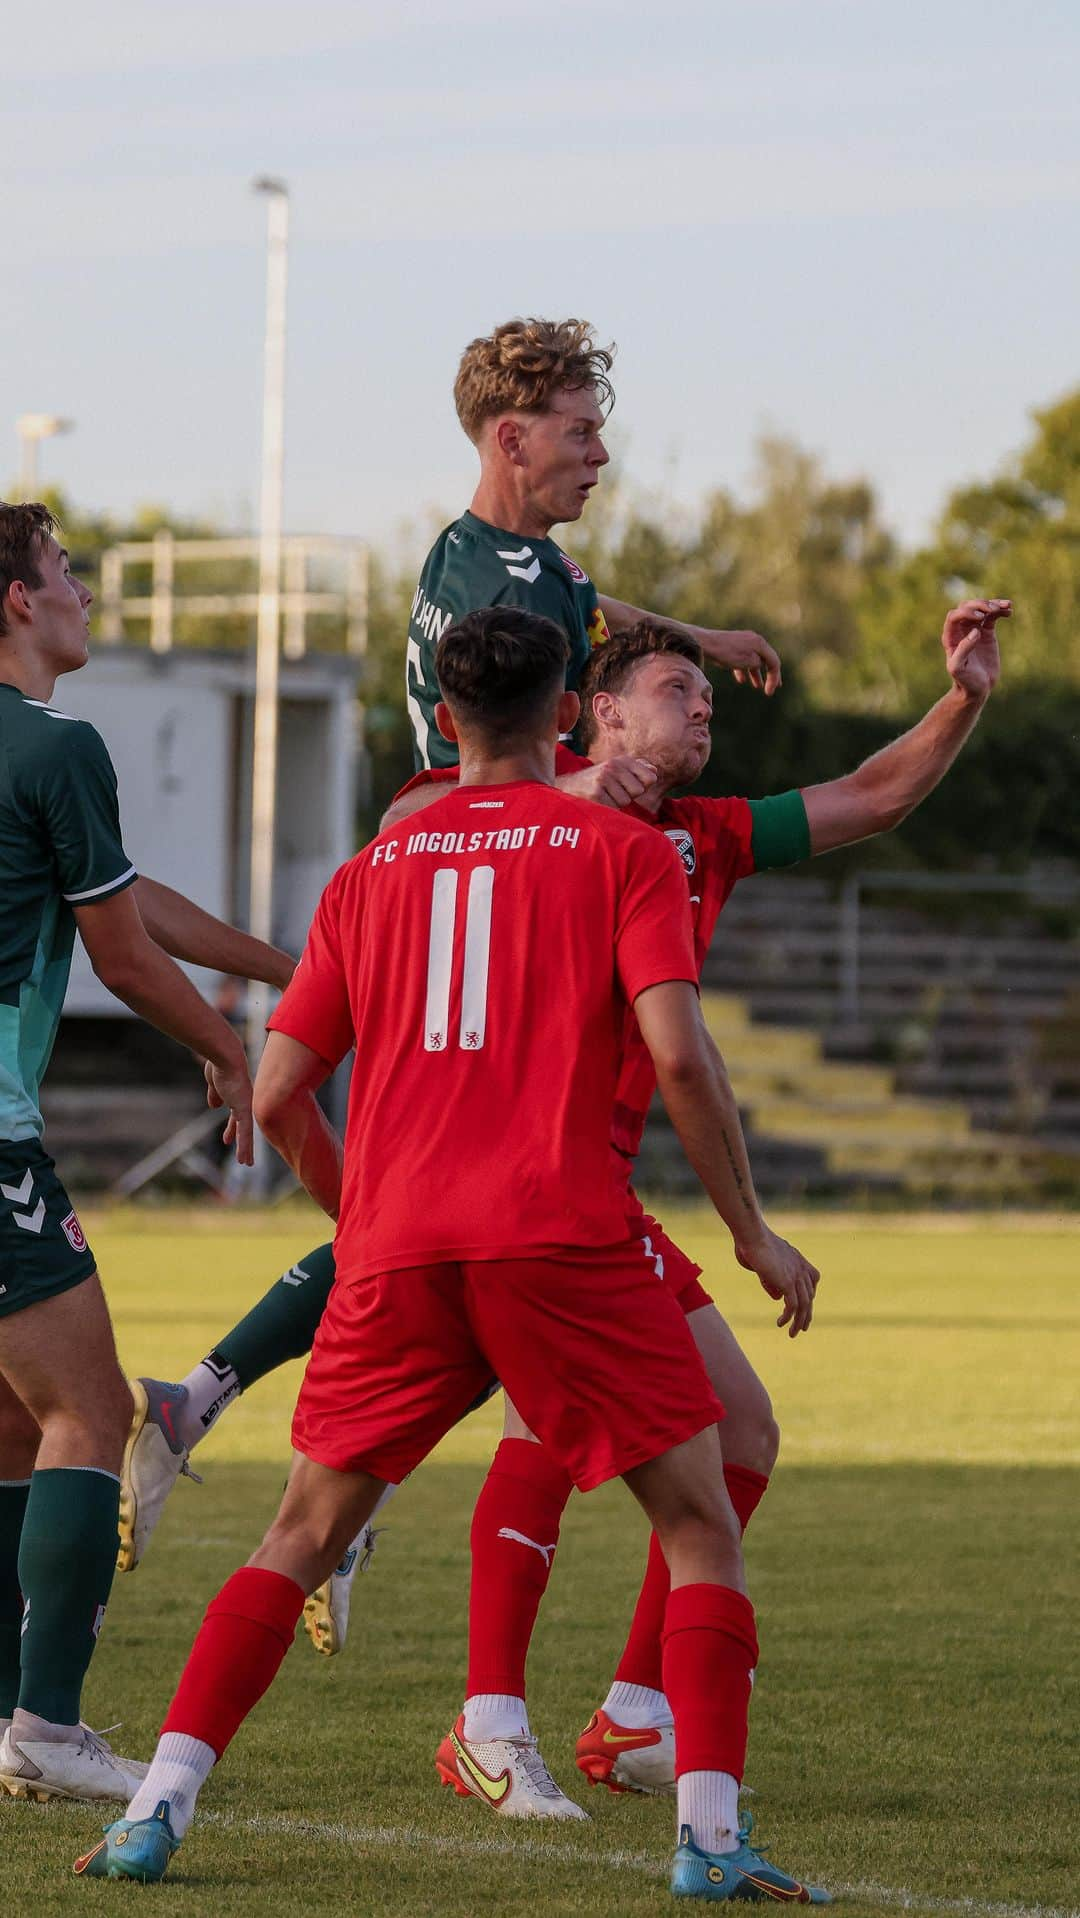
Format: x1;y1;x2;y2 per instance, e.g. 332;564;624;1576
246;178;289;1087
16;414;74;501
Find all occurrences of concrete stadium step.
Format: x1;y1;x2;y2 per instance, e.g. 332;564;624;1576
746;1096;972;1141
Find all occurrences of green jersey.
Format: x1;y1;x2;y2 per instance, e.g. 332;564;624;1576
406;509;611;769
0;685;136;1142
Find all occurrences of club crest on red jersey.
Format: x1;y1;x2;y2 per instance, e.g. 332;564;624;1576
559;552;589;585
665;828;697;876
61;1209;87;1252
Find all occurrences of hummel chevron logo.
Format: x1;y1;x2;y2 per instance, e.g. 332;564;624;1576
1;1170;45;1235
496;545;541;584
281;1264;309;1287
497;1527;557;1568
450;1731;510;1804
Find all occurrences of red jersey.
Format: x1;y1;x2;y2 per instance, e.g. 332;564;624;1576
610;791;755;1161
270;781;697;1281
394;752;809;1166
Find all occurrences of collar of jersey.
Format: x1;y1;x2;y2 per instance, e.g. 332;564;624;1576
460;509;557;554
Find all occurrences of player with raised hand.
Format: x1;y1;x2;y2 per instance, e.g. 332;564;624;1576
0;503;293;1807
406;316;780;776
380;596;1008;1803
76;607;827;1901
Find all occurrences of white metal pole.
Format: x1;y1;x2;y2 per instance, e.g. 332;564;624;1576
246;178;289;1077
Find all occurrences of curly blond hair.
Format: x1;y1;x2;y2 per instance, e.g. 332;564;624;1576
454;318;615;443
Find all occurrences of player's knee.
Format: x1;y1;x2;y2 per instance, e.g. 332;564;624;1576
754;1406;781;1475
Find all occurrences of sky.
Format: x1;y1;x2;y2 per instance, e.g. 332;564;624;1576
5;0;1080;559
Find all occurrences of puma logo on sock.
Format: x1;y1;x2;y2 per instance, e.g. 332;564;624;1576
497;1527;557;1568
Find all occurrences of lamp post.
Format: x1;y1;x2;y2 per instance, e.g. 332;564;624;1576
245;177;290;1083
16;414;74;500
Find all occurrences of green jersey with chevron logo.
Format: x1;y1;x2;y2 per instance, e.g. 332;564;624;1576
0;684;137;1144
406;509;610;770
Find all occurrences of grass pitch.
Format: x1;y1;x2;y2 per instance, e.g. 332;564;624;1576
3;1207;1077;1917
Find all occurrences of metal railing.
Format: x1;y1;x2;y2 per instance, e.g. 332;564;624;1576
839;869;1080;1024
98;531;369;658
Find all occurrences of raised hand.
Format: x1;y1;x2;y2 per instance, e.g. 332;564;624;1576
942;598;1010;702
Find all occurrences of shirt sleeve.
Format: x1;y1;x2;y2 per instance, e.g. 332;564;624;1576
268;867;356;1069
747;790;810;870
34;720;137;904
612;825;698;1005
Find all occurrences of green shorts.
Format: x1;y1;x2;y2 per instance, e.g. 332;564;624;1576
0;1142;96;1319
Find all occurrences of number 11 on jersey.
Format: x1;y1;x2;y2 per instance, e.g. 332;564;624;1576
424;865;495;1053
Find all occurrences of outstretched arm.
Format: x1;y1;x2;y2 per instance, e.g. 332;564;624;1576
634;980;819;1335
251;1031;344;1218
598;594;782;695
75;888;253;1163
803;598;1009;856
134;877;296;988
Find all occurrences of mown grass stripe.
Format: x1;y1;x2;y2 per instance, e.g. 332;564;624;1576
201;1810;1080;1918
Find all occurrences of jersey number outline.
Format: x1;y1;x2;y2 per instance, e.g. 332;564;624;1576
424;866;495;1053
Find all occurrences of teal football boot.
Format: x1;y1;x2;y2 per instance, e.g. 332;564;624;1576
73;1799;179;1883
672;1816;831;1903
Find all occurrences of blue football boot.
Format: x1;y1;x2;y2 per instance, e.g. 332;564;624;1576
672;1817;831;1903
73;1799;179;1883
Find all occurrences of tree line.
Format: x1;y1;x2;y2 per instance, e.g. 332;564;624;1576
21;386;1080;868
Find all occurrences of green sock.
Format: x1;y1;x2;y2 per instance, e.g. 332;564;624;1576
0;1479;30;1720
17;1467;119;1725
215;1240;336;1389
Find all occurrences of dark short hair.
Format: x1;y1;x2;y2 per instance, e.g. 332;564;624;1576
577;621;704;749
435;606;571;750
0;502;56;638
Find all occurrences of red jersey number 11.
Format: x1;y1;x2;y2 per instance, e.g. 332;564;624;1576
424;865;495;1054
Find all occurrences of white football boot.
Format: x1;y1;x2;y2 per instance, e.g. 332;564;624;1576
0;1722;150;1803
117;1379;201;1574
436;1714;589;1820
303;1520;382;1657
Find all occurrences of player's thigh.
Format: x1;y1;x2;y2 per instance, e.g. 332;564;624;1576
685;1303;778;1457
0;1272;131;1459
0;1367;40;1477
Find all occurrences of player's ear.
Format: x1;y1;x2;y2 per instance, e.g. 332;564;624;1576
434;701;459;745
591;690;622;735
494;416;525;466
557;689;580;734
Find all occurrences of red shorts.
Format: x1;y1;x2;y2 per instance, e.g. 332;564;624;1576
292;1242;724;1492
622;1180;712;1317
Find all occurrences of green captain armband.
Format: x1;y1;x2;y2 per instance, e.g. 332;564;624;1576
748;789;810;871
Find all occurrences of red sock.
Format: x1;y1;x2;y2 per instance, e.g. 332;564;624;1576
662;1582;759;1779
161;1567;304;1757
722;1463;770;1534
466;1439;574;1698
613;1529;668;1691
613;1467;769;1694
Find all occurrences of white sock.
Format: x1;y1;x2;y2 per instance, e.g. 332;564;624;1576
176;1358;242;1450
0;1717;12;1741
602;1680;672;1728
462;1694;529;1742
124;1733;216;1838
677;1769;741;1855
